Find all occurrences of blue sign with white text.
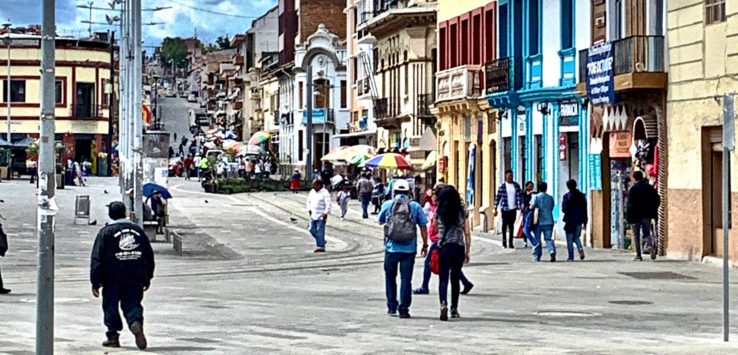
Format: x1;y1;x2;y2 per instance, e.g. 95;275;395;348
586;43;615;106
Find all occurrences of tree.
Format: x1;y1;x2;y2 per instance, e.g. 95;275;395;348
215;35;230;49
160;37;189;69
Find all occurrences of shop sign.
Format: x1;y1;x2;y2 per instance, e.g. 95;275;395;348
559;102;579;126
609;131;632;158
587;43;615;106
588;154;602;190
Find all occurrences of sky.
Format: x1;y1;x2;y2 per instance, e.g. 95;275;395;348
0;0;277;46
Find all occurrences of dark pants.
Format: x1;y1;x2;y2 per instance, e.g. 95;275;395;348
632;218;652;258
438;244;466;310
360;192;371;218
384;251;415;315
419;242;471;291
0;264;4;289
501;210;517;248
102;283;145;336
372;196;382;213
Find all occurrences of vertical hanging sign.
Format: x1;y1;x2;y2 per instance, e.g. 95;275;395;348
586;43;615;106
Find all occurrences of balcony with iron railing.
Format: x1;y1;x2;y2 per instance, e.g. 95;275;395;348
416;93;433;118
358;0;437;34
435;65;482;103
373;97;402;128
484;57;523;95
577;35;666;92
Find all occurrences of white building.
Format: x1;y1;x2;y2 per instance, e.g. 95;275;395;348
279;25;349;171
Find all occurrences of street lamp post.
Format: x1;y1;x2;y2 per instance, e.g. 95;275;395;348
3;22;11;173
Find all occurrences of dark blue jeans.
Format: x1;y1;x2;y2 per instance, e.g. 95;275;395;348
360;192;371;218
438;244;466;309
384;251;415;314
102;282;145;336
419;242;471;291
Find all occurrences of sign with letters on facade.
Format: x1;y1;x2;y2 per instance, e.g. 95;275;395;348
609;131;632;158
586;43;615;106
559;102;579;126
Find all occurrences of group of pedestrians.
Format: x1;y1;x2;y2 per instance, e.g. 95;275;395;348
494;169;660;262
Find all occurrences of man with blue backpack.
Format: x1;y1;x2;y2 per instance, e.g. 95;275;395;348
378;179;429;319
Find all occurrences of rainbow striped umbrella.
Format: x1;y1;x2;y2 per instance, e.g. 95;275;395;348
362;153;413;170
248;131;271;146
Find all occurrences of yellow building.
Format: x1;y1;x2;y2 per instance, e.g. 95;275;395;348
434;0;498;228
666;0;738;262
0;31;113;175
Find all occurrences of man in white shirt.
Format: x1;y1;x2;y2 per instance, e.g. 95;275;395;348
306;179;332;253
493;170;523;248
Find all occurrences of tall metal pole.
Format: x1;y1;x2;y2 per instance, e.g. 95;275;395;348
132;0;143;226
107;30;114;176
6;30;11;172
722;93;734;342
306;65;313;181
118;0;128;199
37;0;56;352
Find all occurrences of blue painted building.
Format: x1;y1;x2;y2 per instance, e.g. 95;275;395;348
485;0;591;222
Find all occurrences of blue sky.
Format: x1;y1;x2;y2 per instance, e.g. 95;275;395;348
0;0;277;46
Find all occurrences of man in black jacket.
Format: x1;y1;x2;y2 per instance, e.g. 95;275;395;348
626;171;661;261
91;202;155;349
562;179;587;261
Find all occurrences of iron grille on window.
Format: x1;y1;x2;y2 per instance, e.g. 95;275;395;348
705;0;726;25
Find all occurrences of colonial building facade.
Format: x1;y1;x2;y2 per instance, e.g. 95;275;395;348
434;0;498;228
0;31;114;175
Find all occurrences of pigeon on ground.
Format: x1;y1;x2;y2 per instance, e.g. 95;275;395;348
88;220;97;226
204;200;209;204
289;217;298;223
104;190;108;194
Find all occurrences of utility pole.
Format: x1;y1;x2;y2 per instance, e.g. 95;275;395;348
107;30;115;176
722;93;734;342
4;22;11;174
132;0;143;226
118;0;128;201
306;65;313;181
37;0;56;353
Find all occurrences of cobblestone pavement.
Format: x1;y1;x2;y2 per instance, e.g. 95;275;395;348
1;177;738;354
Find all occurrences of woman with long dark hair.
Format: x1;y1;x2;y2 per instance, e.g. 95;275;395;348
435;185;472;321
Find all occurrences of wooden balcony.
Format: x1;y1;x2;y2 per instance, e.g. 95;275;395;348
577;35;667;95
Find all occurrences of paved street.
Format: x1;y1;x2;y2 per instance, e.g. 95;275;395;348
2;177;738;354
158;97;198;154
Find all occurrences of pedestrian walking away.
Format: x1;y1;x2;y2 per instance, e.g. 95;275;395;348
434;185;472;320
306;179;332;252
337;185;351;220
521;181;536;248
183;155;194;180
356;173;374;219
494;170;523;248
562;179;587;261
414;184;473;296
626;171;661;261
0;220;11;294
90;202;155;349
530;182;556;262
371;177;385;215
378;180;429;319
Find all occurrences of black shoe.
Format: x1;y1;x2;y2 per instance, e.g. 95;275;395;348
102;333;120;348
650;246;657;260
413;288;429;295
550;253;556;262
461;283;474;295
0;288;11;295
399;312;411;319
509;244;515;249
129;321;147;350
579;249;586;260
451;308;461;318
633;256;643;261
387;309;397;316
440;302;448;321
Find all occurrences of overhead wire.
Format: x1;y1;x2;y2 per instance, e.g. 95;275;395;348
164;0;263;19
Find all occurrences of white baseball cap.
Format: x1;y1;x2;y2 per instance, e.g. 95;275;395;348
394;180;410;192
